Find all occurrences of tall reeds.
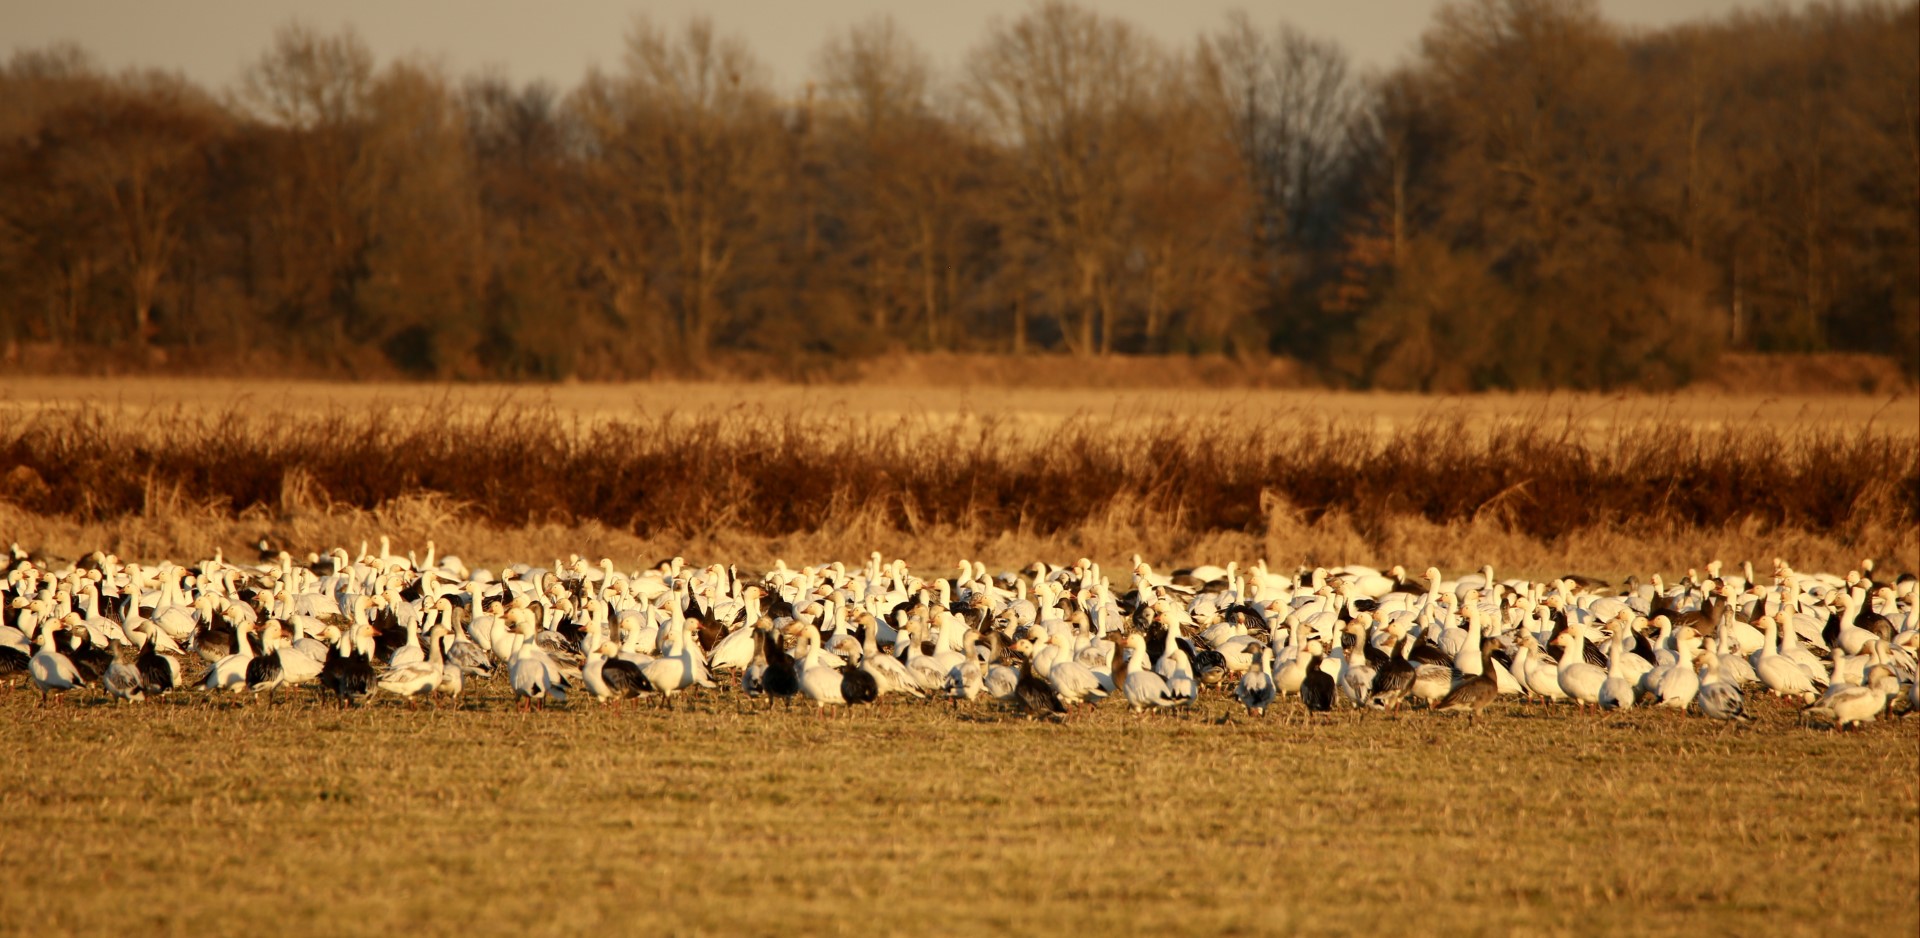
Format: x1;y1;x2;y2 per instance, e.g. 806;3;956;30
3;405;1912;547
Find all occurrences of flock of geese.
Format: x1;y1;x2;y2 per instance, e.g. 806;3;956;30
7;541;1917;731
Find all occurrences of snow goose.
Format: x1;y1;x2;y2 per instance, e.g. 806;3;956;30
202;621;256;693
705;589;760;673
584;641;648;704
638;602;703;708
507;641;566;710
1692;652;1749;723
1752;614;1818;703
1234;644;1276;716
1156;642;1198;705
1275;639;1313;700
1598;629;1637;711
1551;627;1608;710
133;628;180;697
103;644;143;703
796;629;847;711
1650;628;1700;710
378;628;447;706
1120;634;1181;714
982;653;1020;703
947;652;986;704
1337;617;1377;708
1044;633;1106;711
1512;634;1567;704
1409;658;1454;709
858;611;922;700
1803;683;1891;730
434;632;466;703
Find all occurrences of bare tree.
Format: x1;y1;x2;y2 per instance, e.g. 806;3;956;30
816;17;982;345
573;17;774;361
968;1;1159;355
1196;13;1362;275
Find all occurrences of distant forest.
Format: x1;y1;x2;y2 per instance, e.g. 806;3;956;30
1;0;1914;388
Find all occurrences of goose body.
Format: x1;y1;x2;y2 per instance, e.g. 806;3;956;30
1121;635;1181;713
508;643;566;708
1300;652;1336;713
27;631;80;704
1234;646;1276;716
1693;655;1749;722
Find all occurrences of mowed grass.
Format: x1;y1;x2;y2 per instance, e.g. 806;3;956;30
3;682;1913;937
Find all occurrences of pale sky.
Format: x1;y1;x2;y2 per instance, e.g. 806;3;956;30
7;0;1763;92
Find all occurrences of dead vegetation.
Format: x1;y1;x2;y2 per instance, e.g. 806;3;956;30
0;402;1913;577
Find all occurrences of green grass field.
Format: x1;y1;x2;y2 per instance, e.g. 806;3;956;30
4;682;1913;936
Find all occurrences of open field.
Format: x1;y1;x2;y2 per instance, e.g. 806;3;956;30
2;375;1914;433
2;682;1914;937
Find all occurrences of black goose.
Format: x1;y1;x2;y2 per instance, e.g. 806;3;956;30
0;643;29;685
1582;636;1609;669
1408;632;1452;668
1359;634;1390;669
757;625;801;704
1630;626;1660;666
556;613;592;652
839;664;879;707
62;632;112;685
1012;652;1066;720
599;656;651;702
1434;667;1498;721
134;635;179;696
1300;654;1336;713
320;640;376;707
742;627;772;697
1367;636;1415;710
192;621;235;665
1191;647;1229;688
245;650;284;699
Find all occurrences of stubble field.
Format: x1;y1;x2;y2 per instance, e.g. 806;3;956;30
3;681;1914;936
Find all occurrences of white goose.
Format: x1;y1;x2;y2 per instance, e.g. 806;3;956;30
1551;626;1607;710
202;621;256;693
29;624;83;704
1652;627;1700;710
508;641;566;709
795;628;846;711
1121;634;1181;714
639;601;707;707
1598;629;1637;711
1046;634;1107;710
858;614;922;699
378;628;447;704
1752;614;1817;703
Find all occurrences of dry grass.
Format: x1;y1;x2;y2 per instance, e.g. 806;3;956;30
0;391;1913;578
1;682;1913;936
3;375;1915;428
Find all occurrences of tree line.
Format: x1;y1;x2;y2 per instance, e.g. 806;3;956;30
1;0;1913;388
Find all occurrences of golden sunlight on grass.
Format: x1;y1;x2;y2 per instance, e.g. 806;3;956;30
3;682;1913;936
